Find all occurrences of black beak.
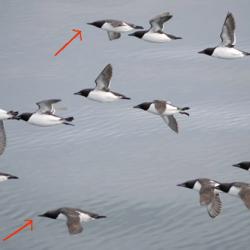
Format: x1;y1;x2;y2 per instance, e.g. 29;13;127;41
232;164;240;168
74;92;80;95
133;105;140;108
177;183;185;187
128;33;134;36
198;50;205;54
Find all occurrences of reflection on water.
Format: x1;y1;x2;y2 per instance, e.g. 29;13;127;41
0;0;250;249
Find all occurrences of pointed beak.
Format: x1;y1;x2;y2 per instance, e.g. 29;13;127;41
74;92;80;95
128;33;135;37
133;105;140;109
198;50;204;54
177;183;185;187
232;164;240;168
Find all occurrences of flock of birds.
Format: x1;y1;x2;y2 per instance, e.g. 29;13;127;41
0;11;250;235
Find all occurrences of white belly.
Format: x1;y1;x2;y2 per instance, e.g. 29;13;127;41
29;114;63;127
102;23;133;33
88;90;119;102
148;103;178;115
78;212;93;222
0;176;8;182
0;109;11;120
213;47;244;59
228;186;241;196
142;32;171;43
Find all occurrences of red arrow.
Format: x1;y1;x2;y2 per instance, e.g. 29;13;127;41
54;29;83;56
3;219;33;241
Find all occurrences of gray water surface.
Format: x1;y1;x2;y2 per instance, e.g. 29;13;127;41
1;0;250;249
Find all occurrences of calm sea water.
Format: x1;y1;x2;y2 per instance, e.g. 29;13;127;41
1;0;250;249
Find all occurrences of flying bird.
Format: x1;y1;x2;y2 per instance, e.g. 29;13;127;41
39;207;106;234
177;178;222;218
15;99;74;126
215;182;250;209
74;64;130;102
199;12;250;59
0;109;18;156
0;172;18;182
129;12;182;43
87;19;143;40
133;100;189;133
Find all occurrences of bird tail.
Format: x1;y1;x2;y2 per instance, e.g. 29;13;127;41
134;25;143;29
8;175;18;179
95;215;107;219
121;95;131;100
243;51;250;56
64;116;74;122
63;116;74;126
179;107;190;116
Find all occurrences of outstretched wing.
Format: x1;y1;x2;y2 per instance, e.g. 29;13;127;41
160;115;178;133
60;208;83;235
36;99;61;114
107;31;121;41
220;12;236;47
95;64;113;91
0;121;6;156
239;187;250;209
149;12;173;32
207;193;222;218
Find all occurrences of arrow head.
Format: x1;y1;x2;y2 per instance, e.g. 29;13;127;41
72;29;83;41
24;219;33;231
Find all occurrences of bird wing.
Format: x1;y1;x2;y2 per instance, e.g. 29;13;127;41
107;31;121;41
220;12;236;47
95;64;113;91
36;99;61;114
0;121;6;156
61;208;83;235
108;20;124;27
149;12;173;32
199;186;222;218
207;193;222;218
160;115;178;133
239;187;250;209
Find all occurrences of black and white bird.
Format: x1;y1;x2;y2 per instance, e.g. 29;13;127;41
74;64;130;102
39;207;106;235
15;99;74;127
215;182;250;209
87;19;143;40
128;12;182;43
177;178;222;218
199;12;250;59
233;161;250;171
133;100;189;133
0;109;18;156
0;172;18;182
